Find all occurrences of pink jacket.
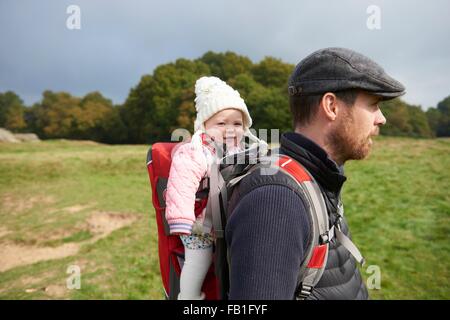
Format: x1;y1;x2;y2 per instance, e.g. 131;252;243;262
165;136;215;235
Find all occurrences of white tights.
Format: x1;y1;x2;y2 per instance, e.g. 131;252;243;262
178;246;213;300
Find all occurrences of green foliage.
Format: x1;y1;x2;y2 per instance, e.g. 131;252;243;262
0;91;27;132
380;99;433;138
252;56;294;88
3;51;449;143
199;51;253;81
432;96;450;137
27;91;127;143
121;52;297;143
245;85;291;133
427;95;450;137
437;95;450;115
30;91;82;138
122;59;210;143
426;108;443;137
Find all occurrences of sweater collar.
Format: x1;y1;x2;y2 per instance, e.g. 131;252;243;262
279;132;347;194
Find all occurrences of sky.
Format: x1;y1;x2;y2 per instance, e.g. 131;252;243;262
1;0;449;109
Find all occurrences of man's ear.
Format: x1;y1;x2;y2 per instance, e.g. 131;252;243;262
320;92;339;121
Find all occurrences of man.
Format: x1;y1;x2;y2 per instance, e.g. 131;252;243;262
225;47;405;300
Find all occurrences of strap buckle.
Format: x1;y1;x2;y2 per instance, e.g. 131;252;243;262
319;232;330;244
295;284;313;300
336;216;343;231
319;226;335;245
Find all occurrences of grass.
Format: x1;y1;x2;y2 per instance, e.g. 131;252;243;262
0;140;161;299
0;137;449;299
343;136;450;299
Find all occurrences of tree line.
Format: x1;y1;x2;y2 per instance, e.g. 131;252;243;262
1;51;449;144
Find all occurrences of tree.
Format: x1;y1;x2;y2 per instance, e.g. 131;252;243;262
228;74;292;134
408;105;433;138
426;107;441;137
75;92;112;137
380;99;412;136
437;95;450;115
175;88;196;130
122;59;210;143
121;52;300;144
198;51;252;81
99;105;128;144
0;91;26;132
30;91;81;138
245;84;291;133
380;99;433;138
227;73;263;98
252;57;294;88
122;75;157;143
435;95;450;136
20;51;446;143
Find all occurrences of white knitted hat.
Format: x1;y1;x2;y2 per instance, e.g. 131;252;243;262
191;76;267;153
194;76;252;132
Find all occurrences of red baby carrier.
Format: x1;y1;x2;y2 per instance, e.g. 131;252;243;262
146;140;365;300
146;141;219;299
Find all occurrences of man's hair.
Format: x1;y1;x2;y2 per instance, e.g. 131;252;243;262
289;89;359;128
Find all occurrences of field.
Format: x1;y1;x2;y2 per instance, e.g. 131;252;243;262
0;137;449;299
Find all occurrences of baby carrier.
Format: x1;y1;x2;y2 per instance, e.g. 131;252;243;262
146;138;365;300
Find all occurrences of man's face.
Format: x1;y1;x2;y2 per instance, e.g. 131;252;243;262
328;91;386;162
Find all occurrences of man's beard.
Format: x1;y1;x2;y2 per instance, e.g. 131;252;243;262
326;112;372;164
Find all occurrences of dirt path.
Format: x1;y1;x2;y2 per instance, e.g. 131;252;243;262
0;211;138;273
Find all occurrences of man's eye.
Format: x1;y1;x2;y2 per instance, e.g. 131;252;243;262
234;122;243;126
217;122;225;126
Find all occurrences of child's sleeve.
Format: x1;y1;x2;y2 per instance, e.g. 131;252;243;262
165;143;208;235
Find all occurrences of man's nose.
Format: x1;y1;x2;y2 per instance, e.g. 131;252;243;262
375;109;387;126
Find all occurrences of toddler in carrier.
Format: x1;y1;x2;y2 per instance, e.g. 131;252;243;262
165;76;265;299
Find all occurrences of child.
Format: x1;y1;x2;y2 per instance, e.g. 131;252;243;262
165;76;265;300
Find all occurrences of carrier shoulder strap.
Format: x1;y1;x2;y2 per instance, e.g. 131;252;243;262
205;153;364;300
275;154;365;299
272;155;330;300
204;153;330;299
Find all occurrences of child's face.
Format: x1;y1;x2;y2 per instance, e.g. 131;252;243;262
204;109;245;148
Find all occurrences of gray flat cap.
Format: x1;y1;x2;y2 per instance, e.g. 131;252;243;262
288;47;405;100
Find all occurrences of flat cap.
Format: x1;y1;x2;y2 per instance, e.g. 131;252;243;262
288;47;405;100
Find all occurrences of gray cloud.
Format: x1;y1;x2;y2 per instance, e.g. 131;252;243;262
0;0;449;109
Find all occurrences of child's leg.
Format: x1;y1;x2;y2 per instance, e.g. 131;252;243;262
178;234;213;300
